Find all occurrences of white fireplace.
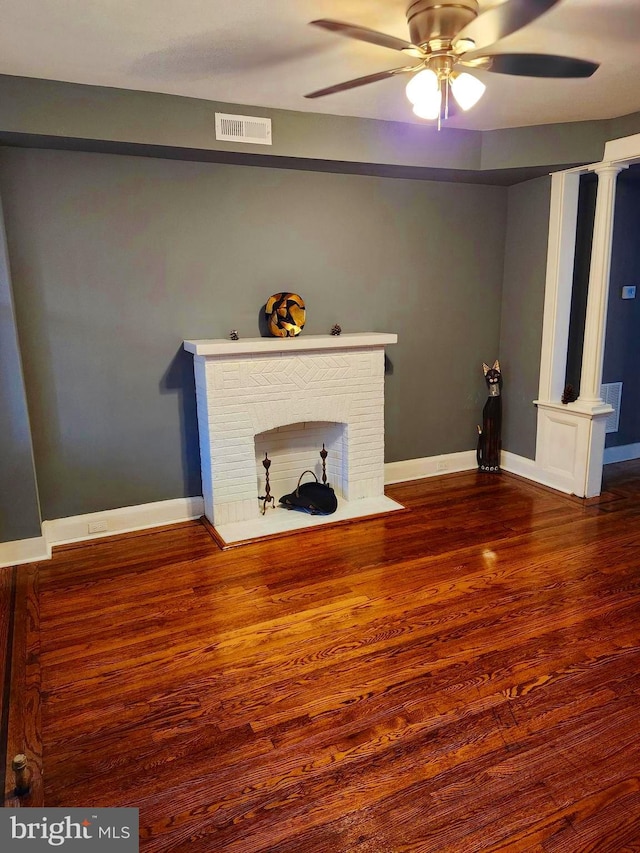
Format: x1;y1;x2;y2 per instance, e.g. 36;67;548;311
184;333;401;545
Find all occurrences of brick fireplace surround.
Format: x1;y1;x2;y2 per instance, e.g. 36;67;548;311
184;333;401;545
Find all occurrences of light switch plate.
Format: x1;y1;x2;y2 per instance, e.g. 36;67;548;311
621;285;636;299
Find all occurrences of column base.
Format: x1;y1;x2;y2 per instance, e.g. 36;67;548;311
534;400;612;498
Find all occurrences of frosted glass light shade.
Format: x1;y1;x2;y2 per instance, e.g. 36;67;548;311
450;72;486;111
412;89;442;120
405;69;438;105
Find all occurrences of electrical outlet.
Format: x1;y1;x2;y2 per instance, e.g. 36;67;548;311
88;520;108;534
436;461;448;472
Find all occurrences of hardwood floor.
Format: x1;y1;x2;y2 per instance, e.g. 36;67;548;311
1;561;41;808
28;467;640;849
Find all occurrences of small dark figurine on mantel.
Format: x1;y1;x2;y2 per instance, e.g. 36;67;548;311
477;360;502;473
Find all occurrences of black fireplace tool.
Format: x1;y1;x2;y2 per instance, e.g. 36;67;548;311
279;444;337;515
258;453;275;515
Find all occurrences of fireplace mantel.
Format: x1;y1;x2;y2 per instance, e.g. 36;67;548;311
184;332;400;545
184;332;397;357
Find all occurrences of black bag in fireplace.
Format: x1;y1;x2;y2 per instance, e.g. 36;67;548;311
279;470;338;515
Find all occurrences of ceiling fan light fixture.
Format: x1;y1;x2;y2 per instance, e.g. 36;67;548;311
306;1;600;125
405;68;439;105
412;88;442;120
450;71;486;110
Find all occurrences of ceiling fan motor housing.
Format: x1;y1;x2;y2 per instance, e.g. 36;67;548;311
406;0;479;48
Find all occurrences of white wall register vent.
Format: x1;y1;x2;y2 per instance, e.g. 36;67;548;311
600;382;623;433
215;113;272;145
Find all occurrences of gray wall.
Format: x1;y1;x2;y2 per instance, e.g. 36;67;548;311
0;147;507;522
4;74;640;177
4;75;636;539
498;176;552;460
603;176;640;449
0;75;482;173
0;198;41;542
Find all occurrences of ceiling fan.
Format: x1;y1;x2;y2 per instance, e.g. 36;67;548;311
305;0;599;127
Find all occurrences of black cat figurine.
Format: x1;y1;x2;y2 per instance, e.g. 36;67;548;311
477;360;502;473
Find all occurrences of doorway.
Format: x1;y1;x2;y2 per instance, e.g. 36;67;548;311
533;132;640;498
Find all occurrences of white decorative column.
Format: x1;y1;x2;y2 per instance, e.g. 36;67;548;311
578;164;627;404
533;132;640;500
537;170;582;403
571;163;627;497
535;162;625;498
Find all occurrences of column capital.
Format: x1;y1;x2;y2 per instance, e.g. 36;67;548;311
593;161;629;178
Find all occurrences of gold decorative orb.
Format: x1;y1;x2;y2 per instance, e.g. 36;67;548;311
265;293;306;337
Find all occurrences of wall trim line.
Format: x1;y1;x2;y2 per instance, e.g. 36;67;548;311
384;451;477;484
0;536;50;569
4;450;582;567
603;442;640;465
42;496;205;548
501;450;574;494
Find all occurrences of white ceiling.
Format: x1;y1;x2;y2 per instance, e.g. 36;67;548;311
1;0;640;131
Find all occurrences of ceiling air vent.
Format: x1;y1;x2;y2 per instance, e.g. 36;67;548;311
601;382;623;433
215;113;272;145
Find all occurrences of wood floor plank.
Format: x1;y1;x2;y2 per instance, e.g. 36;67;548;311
3;563;42;806
0;565;14;803
27;466;640;851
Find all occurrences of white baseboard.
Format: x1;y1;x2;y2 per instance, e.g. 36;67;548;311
1;496;205;567
384;450;477;484
383;449;572;494
0;535;50;569
4;448;586;568
603;442;640;465
42;496;205;548
500;450;537;479
500;450;573;494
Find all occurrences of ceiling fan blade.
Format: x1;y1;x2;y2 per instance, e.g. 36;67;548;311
454;0;561;53
470;53;599;78
310;19;422;55
305;66;417;99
